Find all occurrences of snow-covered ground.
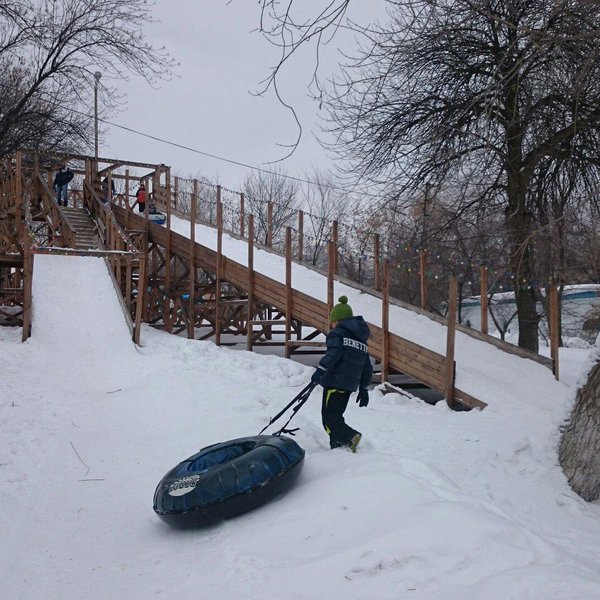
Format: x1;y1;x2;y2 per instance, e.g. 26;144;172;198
2;254;600;600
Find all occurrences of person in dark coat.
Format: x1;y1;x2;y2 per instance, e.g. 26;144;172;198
311;295;373;452
101;176;115;204
53;165;74;206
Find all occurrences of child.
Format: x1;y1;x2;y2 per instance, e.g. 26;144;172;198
311;296;373;452
134;182;146;213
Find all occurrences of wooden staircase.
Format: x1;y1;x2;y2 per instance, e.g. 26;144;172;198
62;207;98;250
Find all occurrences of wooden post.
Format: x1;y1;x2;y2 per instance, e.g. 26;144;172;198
374;234;381;291
215;196;223;346
15;151;22;240
298;209;304;262
327;240;335;315
126;257;132;314
332;220;339;275
247;214;255;351
285;227;292;358
420;250;428;310
188;180;197;339
240;193;245;237
21;246;33;342
133;256;146;345
267;201;273;247
164;167;172;333
125;169;131;230
381;260;390;383
480;266;488;334
174;176;179;212
549;284;560;380
445;276;458;407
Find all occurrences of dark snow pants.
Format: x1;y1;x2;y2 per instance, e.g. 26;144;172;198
321;387;360;449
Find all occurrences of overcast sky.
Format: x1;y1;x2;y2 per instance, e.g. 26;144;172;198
101;1;388;190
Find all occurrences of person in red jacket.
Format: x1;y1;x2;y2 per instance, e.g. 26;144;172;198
133;182;146;213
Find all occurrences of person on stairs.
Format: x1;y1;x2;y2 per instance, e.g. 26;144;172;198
133;182;146;213
311;296;373;452
53;165;74;207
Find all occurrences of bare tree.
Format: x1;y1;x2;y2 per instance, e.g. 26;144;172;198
255;0;351;155
242;166;300;246
0;0;175;156
323;0;600;352
301;170;346;265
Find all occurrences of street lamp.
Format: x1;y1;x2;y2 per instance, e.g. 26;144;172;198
94;71;102;160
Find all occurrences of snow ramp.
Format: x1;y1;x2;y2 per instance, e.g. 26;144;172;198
30;255;136;375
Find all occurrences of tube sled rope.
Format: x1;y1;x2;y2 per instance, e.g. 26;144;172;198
153;435;305;528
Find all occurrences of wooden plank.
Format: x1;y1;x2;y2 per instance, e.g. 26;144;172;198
420;251;428;310
246;214;254;351
480;266;488;334
381;260;390;383
215;189;222;346
285;227;292;358
164;167;172;333
332;220;338;275
240;193;245;237
21;245;33;342
188;180;197;339
374;234;381;291
445;276;458;406
298;209;304;262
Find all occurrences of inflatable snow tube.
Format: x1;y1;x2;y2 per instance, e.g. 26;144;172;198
153;435;305;528
148;212;166;225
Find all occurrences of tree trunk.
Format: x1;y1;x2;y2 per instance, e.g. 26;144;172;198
506;191;541;352
559;358;600;501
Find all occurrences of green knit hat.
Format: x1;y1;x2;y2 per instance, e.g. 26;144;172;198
329;295;353;322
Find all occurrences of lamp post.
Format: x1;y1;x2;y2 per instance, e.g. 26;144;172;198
94;71;102;160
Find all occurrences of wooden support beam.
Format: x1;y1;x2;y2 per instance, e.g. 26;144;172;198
267;201;273;247
174;176;179;211
15;151;22;241
247;214;255;352
133;256;146;345
240;193;245;237
215;192;223;346
445;276;458;407
332;220;339;275
298;209;304;262
420;250;428;310
327;240;335;316
187;180;197;339
480;266;488;334
285;226;292;358
125;169;131;230
381;260;390;383
549;284;560;380
374;233;381;291
164;167;172;333
21;245;33;342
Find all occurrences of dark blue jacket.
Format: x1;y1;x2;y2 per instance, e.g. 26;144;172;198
53;169;73;187
319;316;373;392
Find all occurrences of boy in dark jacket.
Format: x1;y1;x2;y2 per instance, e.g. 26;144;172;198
311;295;373;452
53;165;74;206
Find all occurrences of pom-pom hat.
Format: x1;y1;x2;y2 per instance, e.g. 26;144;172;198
329;295;353;322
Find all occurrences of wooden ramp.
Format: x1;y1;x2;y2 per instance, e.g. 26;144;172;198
112;206;554;410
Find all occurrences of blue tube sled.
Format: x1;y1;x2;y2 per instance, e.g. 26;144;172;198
153;435;305;528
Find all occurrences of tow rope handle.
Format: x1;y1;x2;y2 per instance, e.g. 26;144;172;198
259;381;317;436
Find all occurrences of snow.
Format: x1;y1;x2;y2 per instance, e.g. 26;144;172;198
2;253;600;599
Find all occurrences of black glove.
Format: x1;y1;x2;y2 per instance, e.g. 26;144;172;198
357;388;369;407
311;368;325;385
